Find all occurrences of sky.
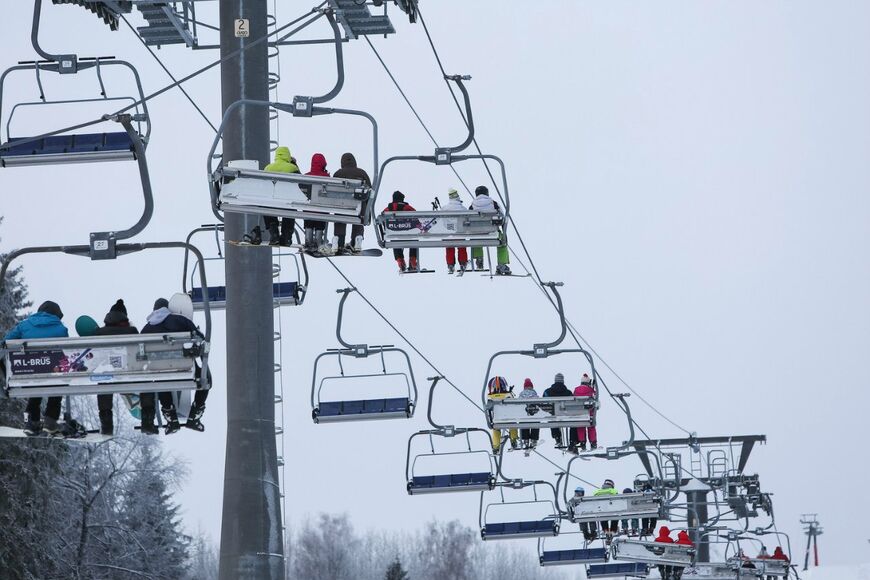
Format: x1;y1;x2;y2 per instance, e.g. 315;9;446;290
1;0;868;570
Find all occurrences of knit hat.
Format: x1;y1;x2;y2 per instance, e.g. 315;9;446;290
554;372;564;383
475;185;489;196
603;479;615;488
110;299;127;315
75;315;99;337
623;488;634;494
392;190;405;202
523;378;534;389
448;188;460;200
153;298;169;310
581;372;591;384
37;300;63;319
574;486;585;495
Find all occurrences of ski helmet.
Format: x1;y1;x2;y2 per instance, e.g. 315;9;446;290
488;376;508;393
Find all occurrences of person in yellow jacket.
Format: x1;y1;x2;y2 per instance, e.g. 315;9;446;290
255;146;300;246
487;376;518;453
593;478;619;544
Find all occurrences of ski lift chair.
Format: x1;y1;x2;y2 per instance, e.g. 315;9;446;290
183;224;309;310
311;289;417;423
0;10;150;168
585;562;650;578
538;531;608;566
406;377;497;495
0;241;213;401
680;562;743;579
481;282;599;432
373;76;510;251
611;538;695;567
569;493;663;525
479;481;561;541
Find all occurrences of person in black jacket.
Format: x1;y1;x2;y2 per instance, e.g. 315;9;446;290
140;296;209;434
92;299;139;435
543;372;573;449
382;191;420;272
332;152;371;254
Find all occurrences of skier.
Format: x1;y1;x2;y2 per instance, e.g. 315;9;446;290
654;526;676;579
442;188;468;274
770;547;789;580
573;372;598;451
468;185;510;275
140;295;209;434
569;486;598;541
332;152;371;254
640;483;659;537
255;146;300;246
5;301;68;436
92;299;139;435
487;376;517;453
757;546;770;559
672;531;694;580
593;479;619;544
382;191;419;272
543;373;573;450
621;488;640;536
517;378;539;453
302;153;330;252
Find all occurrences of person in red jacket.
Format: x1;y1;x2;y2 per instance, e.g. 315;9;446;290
303;153;330;252
655;527;676;580
572;373;597;451
382;191;419;272
771;547;788;561
671;531;694;580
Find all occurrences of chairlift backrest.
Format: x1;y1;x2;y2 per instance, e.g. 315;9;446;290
570;493;662;523
611;538;695;567
585;562;650;578
406;427;496;495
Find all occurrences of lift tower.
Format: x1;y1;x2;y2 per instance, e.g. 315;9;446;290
801;514;823;571
217;0;284;578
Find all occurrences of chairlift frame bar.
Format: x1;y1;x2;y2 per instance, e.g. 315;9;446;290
479;480;562;541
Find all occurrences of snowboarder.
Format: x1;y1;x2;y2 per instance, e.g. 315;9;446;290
469;185;510;275
5;301;68;436
517;378;539;453
487;376;517;452
573;372;598;451
332;152;371;254
442;188;468;274
654;526;676;579
543;373;572;450
569;486;598;541
140;295;209;435
382;191;419;272
92;299;139;435
302;153;330;252
253;146;300;246
593;479;619;544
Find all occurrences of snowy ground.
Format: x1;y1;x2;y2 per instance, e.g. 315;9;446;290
800;564;870;580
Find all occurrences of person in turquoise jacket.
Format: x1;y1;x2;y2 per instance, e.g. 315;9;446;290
4;301;69;435
593;478;619;543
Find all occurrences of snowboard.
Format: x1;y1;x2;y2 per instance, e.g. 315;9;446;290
0;425;113;443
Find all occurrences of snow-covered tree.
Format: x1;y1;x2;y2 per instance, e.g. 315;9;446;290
385;556;410;580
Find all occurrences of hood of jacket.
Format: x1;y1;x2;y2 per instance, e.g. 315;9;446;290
30;311;64;328
275;147;291;163
147;307;171;326
544;382;572;397
656;527;673;542
444;198;466;212
168;293;194;321
676;531;693;545
5;311;69;340
340;152;357;168
471;194;496;212
307;153;329;176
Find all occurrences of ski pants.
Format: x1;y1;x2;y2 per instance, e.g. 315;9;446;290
621;518;640;532
264;216;294;239
642;517;658;535
445;247;468;266
492;428;517;451
581;521;598;540
26;397;62;421
393;248;418;261
333;223;364;245
471;244;509;266
576;425;598;445
520;428;539;441
599;520;619;533
97;394;113;412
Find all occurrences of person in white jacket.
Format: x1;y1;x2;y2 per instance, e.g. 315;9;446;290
442;188;469;274
469;186;511;275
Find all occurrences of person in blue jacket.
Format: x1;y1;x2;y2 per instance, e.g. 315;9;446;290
140;295;209;435
4;301;69;435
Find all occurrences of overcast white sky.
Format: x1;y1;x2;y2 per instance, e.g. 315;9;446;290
1;0;868;570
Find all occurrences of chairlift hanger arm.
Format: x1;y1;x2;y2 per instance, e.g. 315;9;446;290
438;75;474;155
309;10;343;105
182;224;224;293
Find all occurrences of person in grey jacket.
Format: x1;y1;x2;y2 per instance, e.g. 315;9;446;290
517;378;540;452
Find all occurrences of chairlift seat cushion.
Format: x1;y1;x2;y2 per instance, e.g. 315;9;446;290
484;520;557;537
586;562;649;578
541;548;608;565
316;397;410;420
2;132;136;161
409;471;493;492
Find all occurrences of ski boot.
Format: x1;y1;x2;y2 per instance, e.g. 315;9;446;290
567;445;579;455
495;264;512;276
244;226;262;245
42;416;60;436
184;403;206;432
162;406;181;435
279;230;293;247
23;418;41;436
458;262;467;276
140;409;160;435
396;258;407;272
590;442;598;451
268;223;281;246
474;257;484;271
578;442;587;452
408;256;419;272
304;228;316;251
448;264;455;274
351;235;364;254
99;409;114;436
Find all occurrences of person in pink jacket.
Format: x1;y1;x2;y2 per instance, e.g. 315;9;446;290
573;373;597;451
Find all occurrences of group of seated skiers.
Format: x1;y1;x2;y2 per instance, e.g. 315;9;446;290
253;148;512;274
569;480;661;544
4;295;208;438
487;372;597;455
